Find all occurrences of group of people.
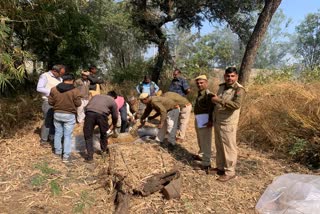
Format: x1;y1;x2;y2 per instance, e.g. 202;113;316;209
36;65;245;182
134;68;245;182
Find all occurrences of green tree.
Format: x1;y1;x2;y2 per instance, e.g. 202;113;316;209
295;10;320;70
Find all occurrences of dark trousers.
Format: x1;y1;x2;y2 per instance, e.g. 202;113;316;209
119;104;128;133
83;111;109;159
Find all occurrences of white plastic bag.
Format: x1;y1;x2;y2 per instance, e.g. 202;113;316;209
256;173;320;214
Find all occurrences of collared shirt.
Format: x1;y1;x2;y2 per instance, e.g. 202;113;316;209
168;77;190;96
194;89;214;122
141;96;177;126
36;71;62;97
215;82;245;110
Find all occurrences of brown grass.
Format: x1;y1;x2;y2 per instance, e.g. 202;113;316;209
239;81;320;167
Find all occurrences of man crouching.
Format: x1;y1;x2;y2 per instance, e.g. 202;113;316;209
139;93;179;149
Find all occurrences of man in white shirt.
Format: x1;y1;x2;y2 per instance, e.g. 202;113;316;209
36;64;65;146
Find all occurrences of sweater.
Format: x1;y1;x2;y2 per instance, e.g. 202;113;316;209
48;83;82;114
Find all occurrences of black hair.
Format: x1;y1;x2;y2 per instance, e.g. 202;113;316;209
52;64;66;73
89;65;97;71
107;90;118;99
144;75;151;80
225;67;238;75
62;73;75;81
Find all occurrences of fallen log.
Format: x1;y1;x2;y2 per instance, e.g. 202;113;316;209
114;179;129;214
162;176;182;199
135;169;180;197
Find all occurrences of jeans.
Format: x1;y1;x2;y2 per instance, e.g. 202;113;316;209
119;104;128;133
41;100;55;142
83;111;109;160
53;112;76;159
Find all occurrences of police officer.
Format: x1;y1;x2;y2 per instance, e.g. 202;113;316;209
211;67;245;182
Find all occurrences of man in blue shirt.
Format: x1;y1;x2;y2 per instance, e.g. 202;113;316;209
168;69;190;96
136;75;160;117
136;75;159;96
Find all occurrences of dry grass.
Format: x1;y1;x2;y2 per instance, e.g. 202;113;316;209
1;115;316;214
0;94;42;138
239;81;320;167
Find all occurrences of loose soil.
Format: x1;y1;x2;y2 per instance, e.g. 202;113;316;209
0;116;318;214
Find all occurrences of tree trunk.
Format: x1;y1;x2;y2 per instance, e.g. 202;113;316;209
152;41;166;84
239;0;282;85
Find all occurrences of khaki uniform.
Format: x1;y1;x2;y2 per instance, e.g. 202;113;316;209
194;89;214;166
163;92;192;139
213;82;245;176
141;96;179;145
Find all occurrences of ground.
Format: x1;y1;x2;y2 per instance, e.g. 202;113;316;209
0;116;317;214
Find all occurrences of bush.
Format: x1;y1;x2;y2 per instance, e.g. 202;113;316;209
0;94;41;138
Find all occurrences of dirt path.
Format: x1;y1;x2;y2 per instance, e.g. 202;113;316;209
0;116;316;214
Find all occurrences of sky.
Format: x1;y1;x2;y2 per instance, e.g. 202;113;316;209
279;0;320;33
199;0;320;35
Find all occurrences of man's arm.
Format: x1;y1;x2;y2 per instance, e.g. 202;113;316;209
182;79;191;95
152;101;167;127
135;84;141;94
48;88;55;106
74;89;82;107
153;82;160;93
212;88;245;110
140;104;152;121
110;102;119;127
36;74;50;96
88;75;104;84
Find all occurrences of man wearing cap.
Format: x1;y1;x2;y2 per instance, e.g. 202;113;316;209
75;71;90;123
162;92;192;142
193;75;215;173
168;69;190;97
211;67;245;182
48;74;81;163
83;93;118;162
139;93;179;148
37;64;65;146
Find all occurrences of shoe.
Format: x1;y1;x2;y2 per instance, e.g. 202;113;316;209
193;164;211;171
40;141;51;148
207;167;225;175
101;150;109;159
191;154;202;161
217;174;236;182
62;156;72;163
84;157;94;164
54;153;62;158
